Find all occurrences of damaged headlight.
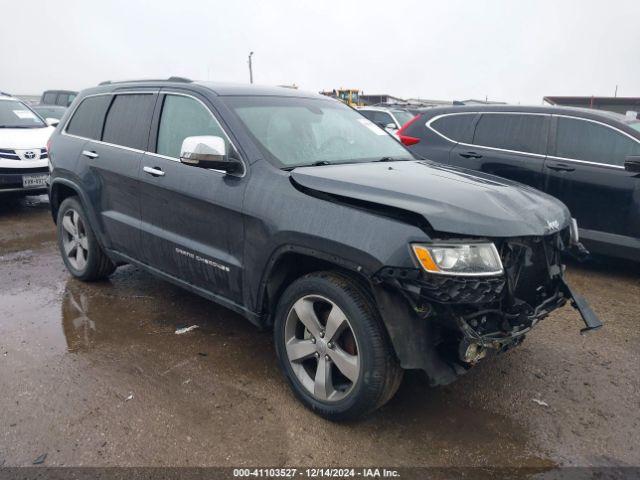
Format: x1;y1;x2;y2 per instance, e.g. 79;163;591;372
412;243;503;276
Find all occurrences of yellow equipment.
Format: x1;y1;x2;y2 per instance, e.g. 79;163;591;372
320;88;364;107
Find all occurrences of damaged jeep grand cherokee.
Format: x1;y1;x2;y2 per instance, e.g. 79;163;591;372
48;79;601;420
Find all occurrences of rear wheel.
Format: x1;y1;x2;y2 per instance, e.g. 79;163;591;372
57;197;116;281
274;271;402;420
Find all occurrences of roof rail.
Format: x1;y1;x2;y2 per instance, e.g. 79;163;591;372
167;76;192;83
98;77;193;86
0;91;12;97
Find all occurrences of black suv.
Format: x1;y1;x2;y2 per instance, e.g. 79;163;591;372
398;105;640;261
48;80;601;420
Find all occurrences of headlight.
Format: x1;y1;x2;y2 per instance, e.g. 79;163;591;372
411;243;503;276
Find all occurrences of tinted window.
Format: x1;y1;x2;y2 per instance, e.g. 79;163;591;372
473;114;547;154
555;117;640;166
393;110;415;127
359;110;376;122
431;114;475;142
42;92;56;104
66;95;112;140
156;95;228;158
102;94;155;150
372;111;394;127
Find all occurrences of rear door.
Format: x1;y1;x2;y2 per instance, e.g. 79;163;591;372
450;113;550;190
544;115;640;241
138;91;247;304
73;91;156;259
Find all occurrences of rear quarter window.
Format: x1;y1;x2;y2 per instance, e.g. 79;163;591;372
429;114;476;143
65;95;112;140
555;117;640;166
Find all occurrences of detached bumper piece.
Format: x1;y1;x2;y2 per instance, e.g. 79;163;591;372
561;279;603;334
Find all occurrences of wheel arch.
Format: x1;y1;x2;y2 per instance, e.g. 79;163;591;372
257;245;374;327
49;178;108;249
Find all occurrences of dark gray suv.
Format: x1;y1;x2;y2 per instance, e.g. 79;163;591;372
48;79;601;420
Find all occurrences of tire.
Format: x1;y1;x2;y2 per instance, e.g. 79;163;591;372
274;271;403;420
56;196;116;281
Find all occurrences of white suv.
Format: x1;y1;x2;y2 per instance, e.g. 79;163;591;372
357;107;416;135
0;93;55;195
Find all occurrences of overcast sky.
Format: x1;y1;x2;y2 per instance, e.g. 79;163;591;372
1;0;638;103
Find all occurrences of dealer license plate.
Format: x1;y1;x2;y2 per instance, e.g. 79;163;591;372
22;174;48;188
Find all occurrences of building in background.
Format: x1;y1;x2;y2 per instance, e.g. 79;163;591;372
359;93;406;106
455;98;507;106
544;96;640;118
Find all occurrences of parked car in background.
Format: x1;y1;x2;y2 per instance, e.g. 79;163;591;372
33;105;67;122
0;93;54;195
398;106;640;261
40;90;78;107
47;79;600;420
357;106;415;134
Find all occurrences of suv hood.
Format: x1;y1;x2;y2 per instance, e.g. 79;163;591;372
0;126;54;149
291;160;571;237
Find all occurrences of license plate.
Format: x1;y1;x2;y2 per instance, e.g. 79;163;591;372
22;174;48;188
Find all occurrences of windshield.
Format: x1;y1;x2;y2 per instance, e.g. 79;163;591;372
628;121;640;133
223;96;413;168
34;106;66;120
393;110;416;127
0;99;45;128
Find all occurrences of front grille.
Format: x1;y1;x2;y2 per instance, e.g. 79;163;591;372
0;166;49;174
419;274;505;303
0;149;19;160
0;148;48;160
376;267;505;304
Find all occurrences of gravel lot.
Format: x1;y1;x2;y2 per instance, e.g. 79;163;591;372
0;196;638;470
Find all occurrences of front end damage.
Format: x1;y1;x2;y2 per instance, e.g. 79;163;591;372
372;227;602;385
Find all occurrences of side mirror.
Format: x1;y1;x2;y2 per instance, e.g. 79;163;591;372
384;122;397;131
179;136;243;175
624;155;640;172
46;117;60;127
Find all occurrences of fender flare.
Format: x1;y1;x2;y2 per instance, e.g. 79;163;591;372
255;243;372;316
49;177;110;250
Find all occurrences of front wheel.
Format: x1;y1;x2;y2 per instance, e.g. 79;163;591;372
274;271;403;420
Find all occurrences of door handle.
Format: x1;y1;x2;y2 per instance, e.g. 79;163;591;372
459;151;483;159
81;150;99;159
143;166;165;177
547;163;575;172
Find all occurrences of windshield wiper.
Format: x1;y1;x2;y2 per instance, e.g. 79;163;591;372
282;160;340;171
374;156;415;162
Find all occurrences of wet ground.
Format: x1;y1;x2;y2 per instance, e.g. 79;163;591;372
0;196;638;469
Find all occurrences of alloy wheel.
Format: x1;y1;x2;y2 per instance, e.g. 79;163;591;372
61;209;89;271
284;295;360;402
